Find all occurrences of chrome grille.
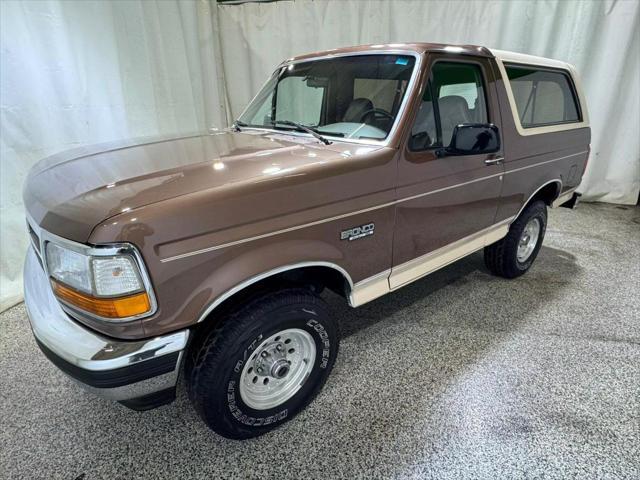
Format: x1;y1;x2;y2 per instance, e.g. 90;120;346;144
28;223;40;255
26;219;45;269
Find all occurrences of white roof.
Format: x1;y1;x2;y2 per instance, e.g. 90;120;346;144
489;48;573;70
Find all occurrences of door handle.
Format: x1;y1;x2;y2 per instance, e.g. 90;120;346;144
484;157;504;166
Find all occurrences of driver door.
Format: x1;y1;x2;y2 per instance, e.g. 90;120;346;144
390;55;505;289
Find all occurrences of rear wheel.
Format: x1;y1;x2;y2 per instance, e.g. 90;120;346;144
186;288;338;439
484;200;547;278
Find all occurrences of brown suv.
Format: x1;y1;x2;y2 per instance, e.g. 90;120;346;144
23;43;589;439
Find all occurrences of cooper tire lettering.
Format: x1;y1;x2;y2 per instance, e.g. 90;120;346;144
306;319;331;368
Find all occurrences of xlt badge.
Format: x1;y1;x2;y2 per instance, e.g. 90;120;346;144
341;223;374;241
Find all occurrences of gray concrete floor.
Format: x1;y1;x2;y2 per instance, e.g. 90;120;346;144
1;203;639;479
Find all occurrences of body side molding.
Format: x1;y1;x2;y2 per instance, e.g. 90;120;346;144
388;218;512;291
552;187;578;208
348;269;391;307
349;218;514;307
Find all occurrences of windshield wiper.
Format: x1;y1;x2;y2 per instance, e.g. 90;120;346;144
274;120;332;145
232;120;248;131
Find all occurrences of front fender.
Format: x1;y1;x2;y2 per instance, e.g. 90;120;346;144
191;239;354;325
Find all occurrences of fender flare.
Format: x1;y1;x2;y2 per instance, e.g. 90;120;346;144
195;261;354;324
511;179;562;222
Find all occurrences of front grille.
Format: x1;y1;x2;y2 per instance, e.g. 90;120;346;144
28;224;41;255
26;220;44;269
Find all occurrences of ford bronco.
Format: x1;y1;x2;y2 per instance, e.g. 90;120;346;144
23;43;589;439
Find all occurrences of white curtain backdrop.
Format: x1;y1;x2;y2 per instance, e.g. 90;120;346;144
0;0;228;310
1;0;638;311
218;0;640;203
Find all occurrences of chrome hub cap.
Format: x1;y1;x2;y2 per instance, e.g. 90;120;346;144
517;217;541;262
239;328;316;410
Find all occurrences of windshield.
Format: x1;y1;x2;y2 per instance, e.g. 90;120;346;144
238;54;416;142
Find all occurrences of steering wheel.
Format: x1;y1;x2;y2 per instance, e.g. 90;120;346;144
359;108;394;123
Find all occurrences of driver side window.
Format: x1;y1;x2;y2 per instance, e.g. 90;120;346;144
409;81;438;150
410;61;489;151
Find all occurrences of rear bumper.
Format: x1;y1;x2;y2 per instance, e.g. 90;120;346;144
23;247;189;410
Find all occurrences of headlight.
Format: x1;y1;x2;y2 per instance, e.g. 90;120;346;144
46;243;92;293
45;241;154;321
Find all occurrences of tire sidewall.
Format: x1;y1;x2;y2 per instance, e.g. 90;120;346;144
513;204;547;272
196;295;337;436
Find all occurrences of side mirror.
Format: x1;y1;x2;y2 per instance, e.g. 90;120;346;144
447;124;500;155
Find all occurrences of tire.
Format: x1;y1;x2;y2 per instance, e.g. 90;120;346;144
484;200;547;279
186;288;339;439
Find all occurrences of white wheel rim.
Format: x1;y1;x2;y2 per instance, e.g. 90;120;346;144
239;328;316;410
517;217;541;263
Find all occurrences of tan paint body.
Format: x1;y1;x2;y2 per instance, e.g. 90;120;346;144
23;43;590;340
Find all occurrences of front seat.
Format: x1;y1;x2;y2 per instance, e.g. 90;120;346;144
438;95;472;146
342;98;374;123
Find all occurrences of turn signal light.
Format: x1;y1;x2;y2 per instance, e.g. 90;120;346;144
51;280;151;319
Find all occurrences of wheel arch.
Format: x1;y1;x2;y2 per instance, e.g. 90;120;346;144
195;261;354;326
512;179;562;221
183;261;353;390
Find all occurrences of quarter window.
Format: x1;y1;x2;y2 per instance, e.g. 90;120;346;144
409;62;488;150
505;66;580;128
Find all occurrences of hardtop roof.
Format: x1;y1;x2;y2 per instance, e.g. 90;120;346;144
285;43;574;70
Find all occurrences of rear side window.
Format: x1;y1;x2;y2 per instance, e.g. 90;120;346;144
505;65;580;128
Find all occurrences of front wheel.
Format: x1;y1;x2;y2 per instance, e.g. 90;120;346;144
484;200;547;278
186;288;338;439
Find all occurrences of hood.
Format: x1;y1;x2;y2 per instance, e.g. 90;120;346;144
24;130;380;242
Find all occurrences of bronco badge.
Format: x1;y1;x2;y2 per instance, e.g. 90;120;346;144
340;222;375;241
